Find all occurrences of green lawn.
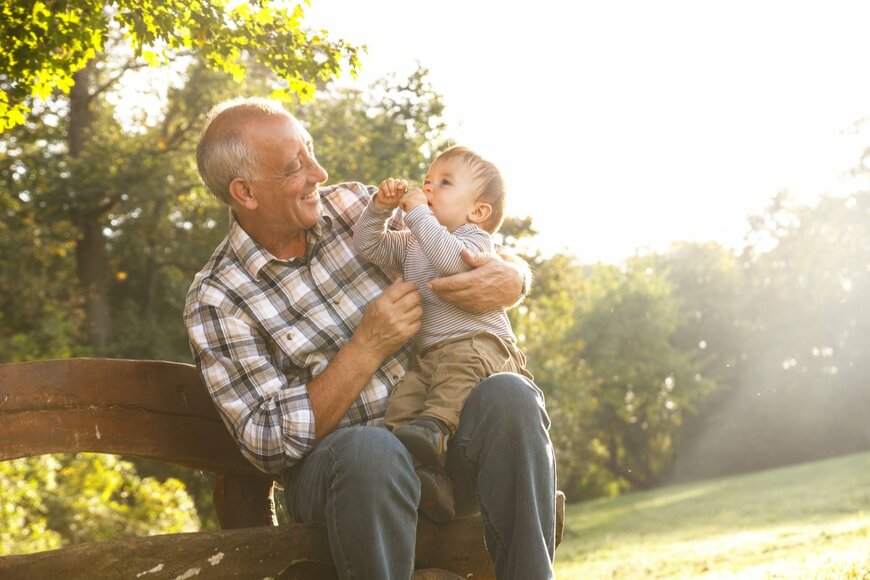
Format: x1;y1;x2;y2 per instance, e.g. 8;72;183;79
555;451;870;579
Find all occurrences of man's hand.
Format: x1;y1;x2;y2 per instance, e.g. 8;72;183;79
375;178;407;209
399;187;427;212
428;249;527;313
308;279;420;441
350;277;422;361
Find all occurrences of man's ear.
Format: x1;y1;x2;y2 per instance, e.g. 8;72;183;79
468;202;493;227
228;177;258;210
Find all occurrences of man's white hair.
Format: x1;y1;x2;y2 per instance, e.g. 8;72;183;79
196;97;292;204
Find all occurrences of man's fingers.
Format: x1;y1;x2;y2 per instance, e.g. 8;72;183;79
394;305;423;331
382;277;419;301
428;272;473;293
459;248;491;268
393;287;422;313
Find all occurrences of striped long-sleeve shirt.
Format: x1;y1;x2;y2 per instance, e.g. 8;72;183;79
353;199;516;350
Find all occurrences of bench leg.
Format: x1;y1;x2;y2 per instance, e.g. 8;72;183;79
214;473;277;528
413;570;465;580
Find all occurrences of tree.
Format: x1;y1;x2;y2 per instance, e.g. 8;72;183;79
570;258;717;490
299;66;449;186
501;223;724;497
0;0;360;130
0;125;85;361
1;1;359;355
667;143;870;480
0;454;198;556
690;188;870;477
509;251;603;498
0;56;232;359
656;241;748;480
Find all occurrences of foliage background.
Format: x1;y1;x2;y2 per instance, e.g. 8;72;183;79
1;1;869;555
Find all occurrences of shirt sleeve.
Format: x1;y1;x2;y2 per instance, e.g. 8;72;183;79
184;281;316;474
403;204;494;276
352;195;411;273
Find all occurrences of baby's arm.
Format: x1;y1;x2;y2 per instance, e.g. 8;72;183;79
353;179;412;273
402;202;494;277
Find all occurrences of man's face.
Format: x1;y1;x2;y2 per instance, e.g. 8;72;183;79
244;115;329;237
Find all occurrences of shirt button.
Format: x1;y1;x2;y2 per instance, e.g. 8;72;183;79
286;332;294;340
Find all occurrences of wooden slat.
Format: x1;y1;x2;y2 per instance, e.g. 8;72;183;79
0;407;253;473
0;358;259;475
0;525;332;580
417;516;493;576
0;358;213;413
0;516;496;580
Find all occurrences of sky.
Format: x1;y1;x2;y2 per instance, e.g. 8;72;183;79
303;0;870;263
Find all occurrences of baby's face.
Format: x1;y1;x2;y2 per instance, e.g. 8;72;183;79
422;158;479;232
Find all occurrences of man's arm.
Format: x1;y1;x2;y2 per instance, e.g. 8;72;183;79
306;279;421;439
186;278;421;473
428;248;531;314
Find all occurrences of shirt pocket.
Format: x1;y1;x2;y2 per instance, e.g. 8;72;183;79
275;326;331;376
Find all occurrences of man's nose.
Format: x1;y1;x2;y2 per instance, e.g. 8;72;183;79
309;160;328;184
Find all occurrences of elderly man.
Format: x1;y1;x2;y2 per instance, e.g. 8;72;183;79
184;97;556;579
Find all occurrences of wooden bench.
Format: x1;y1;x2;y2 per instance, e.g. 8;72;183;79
0;358;564;579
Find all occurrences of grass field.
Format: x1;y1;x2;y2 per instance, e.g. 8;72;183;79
554;451;870;579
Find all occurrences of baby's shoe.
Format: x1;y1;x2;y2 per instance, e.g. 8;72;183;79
416;465;455;523
394;416;450;469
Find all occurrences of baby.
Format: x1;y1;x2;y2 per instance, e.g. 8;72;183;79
353;146;531;522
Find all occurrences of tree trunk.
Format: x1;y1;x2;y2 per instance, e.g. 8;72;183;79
142;199;167;320
69;61;112;354
75;220;111;355
68;62;92;158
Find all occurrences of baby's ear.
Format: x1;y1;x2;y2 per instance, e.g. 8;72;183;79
468;202;493;226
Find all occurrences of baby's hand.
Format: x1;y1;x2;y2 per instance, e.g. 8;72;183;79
400;188;427;212
375;178;407;209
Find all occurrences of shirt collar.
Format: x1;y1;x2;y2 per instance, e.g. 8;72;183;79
228;212;334;279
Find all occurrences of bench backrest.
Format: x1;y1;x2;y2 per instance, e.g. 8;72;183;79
0;357;276;528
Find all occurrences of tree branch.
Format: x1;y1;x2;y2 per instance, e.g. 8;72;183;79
90;58;151;101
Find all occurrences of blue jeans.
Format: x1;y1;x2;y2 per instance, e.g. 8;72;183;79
283;373;556;580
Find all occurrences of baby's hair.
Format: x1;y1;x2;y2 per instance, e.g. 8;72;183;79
434;146;506;233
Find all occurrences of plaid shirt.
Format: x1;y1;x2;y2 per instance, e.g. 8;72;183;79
184;183;412;474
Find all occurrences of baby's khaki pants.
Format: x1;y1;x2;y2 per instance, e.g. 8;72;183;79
385;332;532;433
